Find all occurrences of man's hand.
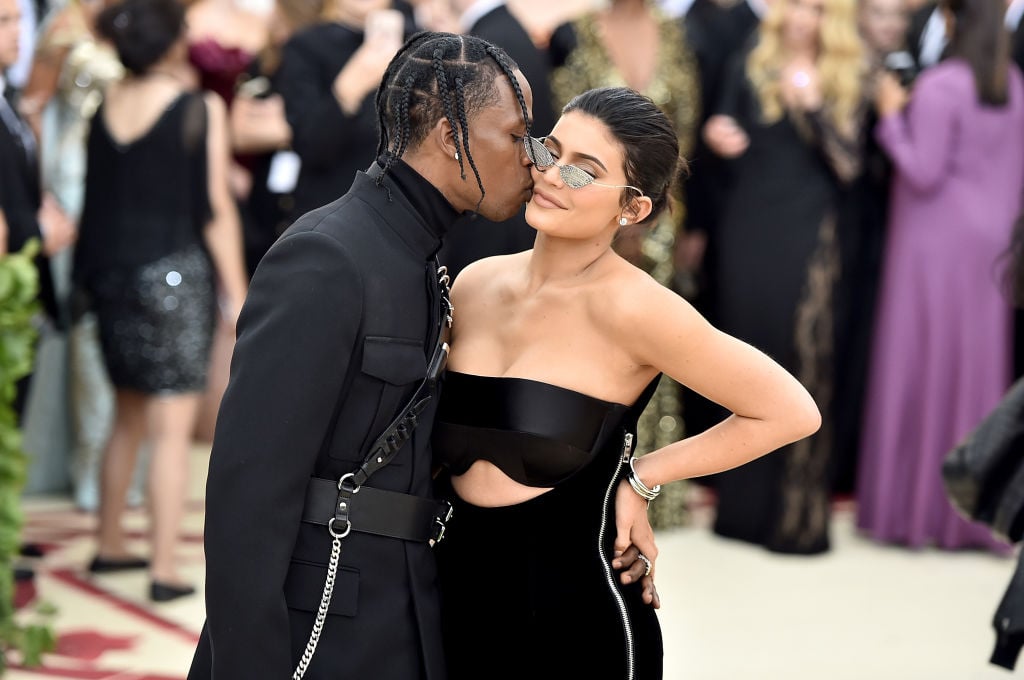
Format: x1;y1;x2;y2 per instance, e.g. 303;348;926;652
613;479;661;609
37;193;75;256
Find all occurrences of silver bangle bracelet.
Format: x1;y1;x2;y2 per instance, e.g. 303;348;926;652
628;456;661;501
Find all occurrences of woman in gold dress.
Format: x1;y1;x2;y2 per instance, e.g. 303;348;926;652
549;0;701;528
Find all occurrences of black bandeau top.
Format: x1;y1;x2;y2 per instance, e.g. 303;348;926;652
432;371;636;488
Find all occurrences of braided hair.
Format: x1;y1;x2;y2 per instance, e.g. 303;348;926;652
374;32;530;208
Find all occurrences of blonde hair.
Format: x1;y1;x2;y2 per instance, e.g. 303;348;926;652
747;0;866;133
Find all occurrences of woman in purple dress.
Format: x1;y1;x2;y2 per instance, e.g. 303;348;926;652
857;0;1024;550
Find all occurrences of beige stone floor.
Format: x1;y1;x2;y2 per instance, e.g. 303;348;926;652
7;446;1018;679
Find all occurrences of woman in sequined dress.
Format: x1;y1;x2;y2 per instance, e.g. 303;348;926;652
73;0;248;601
21;0;126;511
548;0;701;529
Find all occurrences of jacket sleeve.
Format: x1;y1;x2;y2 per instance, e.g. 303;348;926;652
874;70;958;194
0;146;42;251
277;36;369;173
202;228;363;678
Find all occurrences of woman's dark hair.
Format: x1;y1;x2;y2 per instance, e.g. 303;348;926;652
97;0;185;75
375;32;530;206
942;0;1010;105
562;87;686;225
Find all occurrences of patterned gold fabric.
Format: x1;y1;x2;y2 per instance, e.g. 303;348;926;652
550;9;701;529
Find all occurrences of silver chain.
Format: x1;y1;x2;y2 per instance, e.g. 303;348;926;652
291;532;343;680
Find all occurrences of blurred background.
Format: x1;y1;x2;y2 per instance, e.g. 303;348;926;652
1;0;1023;676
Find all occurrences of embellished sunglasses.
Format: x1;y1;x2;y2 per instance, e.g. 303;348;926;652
522;136;645;196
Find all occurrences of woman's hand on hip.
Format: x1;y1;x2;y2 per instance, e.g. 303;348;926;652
613;479;661;608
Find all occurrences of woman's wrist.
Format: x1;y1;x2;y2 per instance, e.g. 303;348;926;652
627;456;661;502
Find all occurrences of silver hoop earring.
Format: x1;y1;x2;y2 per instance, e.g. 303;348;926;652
619;217;628;226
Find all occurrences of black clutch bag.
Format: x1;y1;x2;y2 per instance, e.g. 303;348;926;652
942;378;1024;543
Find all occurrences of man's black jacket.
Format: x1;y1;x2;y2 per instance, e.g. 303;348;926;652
189;162;456;680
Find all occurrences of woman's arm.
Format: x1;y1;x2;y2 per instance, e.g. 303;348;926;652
703;53;749;159
19;42;69;141
277;32;394;172
621;278;821;487
874;69;957;194
202;92;249;325
609;272;819;603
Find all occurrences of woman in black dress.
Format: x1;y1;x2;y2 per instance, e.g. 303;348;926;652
74;0;247;600
230;0;324;275
432;87;822;679
702;0;868;554
276;0;411;218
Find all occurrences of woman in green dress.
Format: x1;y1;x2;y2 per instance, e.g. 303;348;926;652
549;0;701;528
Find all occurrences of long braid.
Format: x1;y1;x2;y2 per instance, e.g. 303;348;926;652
453;76;484;209
484;44;531;138
395;74;414;159
431;43;465;179
375;32;530;206
375;31;434;161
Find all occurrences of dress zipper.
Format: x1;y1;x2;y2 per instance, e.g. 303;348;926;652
597;431;637;680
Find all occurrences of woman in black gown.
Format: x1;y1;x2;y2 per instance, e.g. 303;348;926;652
276;0;412;219
432;87;822;679
701;0;868;554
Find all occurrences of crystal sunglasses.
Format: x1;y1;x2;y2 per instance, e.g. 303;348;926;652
522;136;645;195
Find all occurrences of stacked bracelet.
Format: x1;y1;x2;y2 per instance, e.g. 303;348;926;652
628;456;661;502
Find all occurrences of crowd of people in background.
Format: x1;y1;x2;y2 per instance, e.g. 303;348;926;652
1;0;1023;599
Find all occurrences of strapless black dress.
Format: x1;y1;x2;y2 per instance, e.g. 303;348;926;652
432;372;663;680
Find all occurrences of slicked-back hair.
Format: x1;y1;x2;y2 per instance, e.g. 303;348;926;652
374;32;530;207
563;87;686;225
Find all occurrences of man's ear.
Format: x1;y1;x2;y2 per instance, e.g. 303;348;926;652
430;116;460;161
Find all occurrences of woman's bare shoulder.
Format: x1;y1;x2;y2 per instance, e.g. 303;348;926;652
450;251;528;300
591;256;703;344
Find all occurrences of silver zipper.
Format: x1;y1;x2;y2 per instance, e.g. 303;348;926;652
597;431;636;680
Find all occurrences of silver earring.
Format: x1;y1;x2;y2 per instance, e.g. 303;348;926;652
619;217;628;226
454;151;460;161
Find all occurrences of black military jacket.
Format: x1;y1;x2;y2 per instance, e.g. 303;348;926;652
189;161;457;680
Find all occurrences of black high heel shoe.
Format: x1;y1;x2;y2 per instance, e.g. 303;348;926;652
88;556;149;573
150;581;196;602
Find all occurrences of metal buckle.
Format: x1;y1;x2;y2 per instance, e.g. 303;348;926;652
430;501;455;547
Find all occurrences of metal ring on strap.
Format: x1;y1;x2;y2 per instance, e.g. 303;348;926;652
337;472;360;493
328;517;351;539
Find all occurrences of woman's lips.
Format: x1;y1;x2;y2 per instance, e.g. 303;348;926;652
532;189;566;209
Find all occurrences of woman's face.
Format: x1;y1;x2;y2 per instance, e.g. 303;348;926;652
334;0;390;26
860;0;909;53
524;111;639;241
781;0;827;51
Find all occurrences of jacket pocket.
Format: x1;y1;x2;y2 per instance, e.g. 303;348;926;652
284;559;359;618
361;336;426;385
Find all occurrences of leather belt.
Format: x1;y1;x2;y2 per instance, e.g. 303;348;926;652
301;477;453;544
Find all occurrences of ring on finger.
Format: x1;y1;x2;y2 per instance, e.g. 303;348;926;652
636;553;652;576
